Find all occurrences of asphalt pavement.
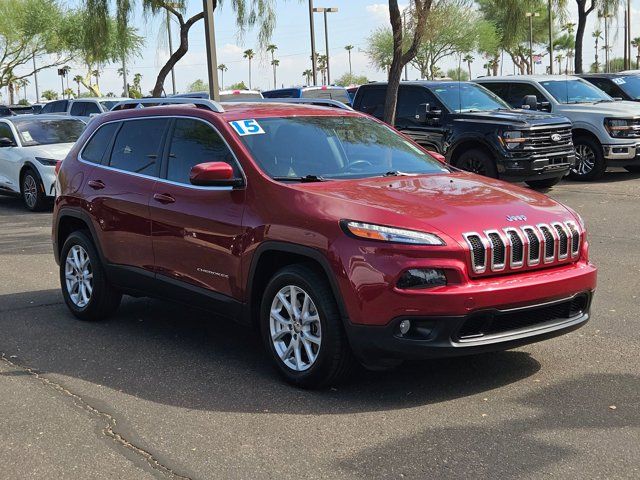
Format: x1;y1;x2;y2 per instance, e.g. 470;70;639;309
0;171;638;479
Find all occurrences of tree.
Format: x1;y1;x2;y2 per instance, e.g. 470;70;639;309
188;79;208;92
365;27;395;74
592;29;602;72
317;54;328;84
574;0;618;73
632;37;640;69
384;0;434;124
446;68;469;81
228;81;248;90
64;88;75;99
303;69;313;85
335;73;369;87
243;49;255;89
129;73;143;98
73;75;84;97
218;64;227;88
345;45;354;75
463;53;474;80
271;59;280;88
82;1;283;97
42;90;58;101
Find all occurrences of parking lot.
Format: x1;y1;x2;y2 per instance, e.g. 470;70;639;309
0;172;638;479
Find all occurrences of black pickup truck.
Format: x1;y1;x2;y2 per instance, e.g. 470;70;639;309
352;81;576;188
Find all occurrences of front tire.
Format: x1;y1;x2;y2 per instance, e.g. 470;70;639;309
569;137;606;181
60;231;121;321
454;148;498;178
21;169;48;211
260;264;356;388
525;176;562;189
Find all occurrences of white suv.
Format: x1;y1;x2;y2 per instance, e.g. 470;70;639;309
476;75;640;180
39;98;129;121
0;115;85;210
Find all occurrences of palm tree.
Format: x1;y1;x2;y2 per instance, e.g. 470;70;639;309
217;64;228;89
303;69;312;85
271;59;280;89
64;88;75;99
463;53;474;80
20;78;30;101
592;29;602;73
632;37;640;69
92;69;100;91
345;45;354;76
266;44;278;61
556;53;564;74
243;49;255;89
73;75;83;97
318;54;328;84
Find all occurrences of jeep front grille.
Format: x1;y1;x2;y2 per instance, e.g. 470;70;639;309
464;221;581;274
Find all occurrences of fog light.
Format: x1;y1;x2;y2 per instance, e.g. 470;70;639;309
399;320;411;335
397;268;447;289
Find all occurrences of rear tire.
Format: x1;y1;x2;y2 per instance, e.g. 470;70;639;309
454;148;498;178
260;264;356;388
624;165;640;173
569;136;606;181
60;231;121;321
21;169;48;211
525;176;562;189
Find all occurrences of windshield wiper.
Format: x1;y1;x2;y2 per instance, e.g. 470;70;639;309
272;175;328;183
382;171;414;177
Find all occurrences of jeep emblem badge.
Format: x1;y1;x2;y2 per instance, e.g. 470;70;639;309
506;215;527;222
551;133;562;142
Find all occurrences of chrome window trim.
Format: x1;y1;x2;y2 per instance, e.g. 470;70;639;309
537;223;556;264
522;226;541;266
463;232;488;274
484;229;506;272
503;227;524;269
78;115;247;191
552;221;570;260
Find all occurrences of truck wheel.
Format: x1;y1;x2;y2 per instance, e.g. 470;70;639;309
624;165;640;173
525;176;562;190
21;168;47;211
454;149;498;178
260;264;356;389
569;137;606;181
60;231;121;321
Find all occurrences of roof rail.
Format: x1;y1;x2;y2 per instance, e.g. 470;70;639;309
230;98;353;111
110;97;225;113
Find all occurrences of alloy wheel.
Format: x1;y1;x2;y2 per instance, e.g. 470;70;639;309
460;157;487;175
23;175;37;209
269;285;322;371
65;245;93;308
573;144;595;176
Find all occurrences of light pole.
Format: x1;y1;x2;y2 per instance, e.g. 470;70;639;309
313;7;338;85
547;0;554;74
202;0;220;101
308;0;318;86
167;9;176;95
601;11;612;73
526;12;540;75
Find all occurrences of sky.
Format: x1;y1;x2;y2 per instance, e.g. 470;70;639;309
8;0;640;102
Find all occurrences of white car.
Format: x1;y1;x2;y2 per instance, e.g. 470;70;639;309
0;115;85;210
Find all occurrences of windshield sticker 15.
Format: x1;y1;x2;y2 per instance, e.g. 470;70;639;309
229;119;265;136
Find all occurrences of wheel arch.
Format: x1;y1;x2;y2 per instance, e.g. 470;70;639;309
245;242;348;327
19;161;43;190
572;128;602;147
55;209;105;265
448;138;497;166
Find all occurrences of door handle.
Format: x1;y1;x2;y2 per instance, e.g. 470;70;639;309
87;180;105;190
153;193;175;204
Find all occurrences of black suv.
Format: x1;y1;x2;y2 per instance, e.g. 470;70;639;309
578;73;640;102
352;81;575;189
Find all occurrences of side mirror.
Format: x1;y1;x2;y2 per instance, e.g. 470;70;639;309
415;103;442;123
522;95;538;110
0;137;15;147
189;162;243;187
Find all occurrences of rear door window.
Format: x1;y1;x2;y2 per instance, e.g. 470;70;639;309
507;83;545;108
69;102;86;116
83;102;101;115
108;119;169;176
81;122;119;164
397;87;433;124
165;118;238;184
357;87;386;119
0;123;16;144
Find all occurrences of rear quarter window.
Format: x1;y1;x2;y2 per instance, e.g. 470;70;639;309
81;122;120;164
108;119;169;176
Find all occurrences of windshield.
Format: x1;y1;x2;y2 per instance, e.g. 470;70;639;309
431;83;511;112
302;88;352;104
540;79;612;104
616;76;640;99
14;118;84;146
100;101;119;111
234;116;449;180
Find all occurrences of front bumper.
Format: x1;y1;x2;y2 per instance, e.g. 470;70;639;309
498;151;576;182
346;291;593;366
603;142;640;166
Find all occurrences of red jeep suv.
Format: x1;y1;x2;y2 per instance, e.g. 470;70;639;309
52;98;597;388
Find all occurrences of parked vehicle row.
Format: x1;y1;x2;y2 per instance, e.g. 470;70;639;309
51;97;597;388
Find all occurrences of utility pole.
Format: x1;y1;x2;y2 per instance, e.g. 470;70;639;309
308;0;318;86
313;7;338;85
403;9;408;80
202;0;220;101
32;52;39;101
167;9;176;95
122;56;129;97
548;0;554;74
526;12;540;75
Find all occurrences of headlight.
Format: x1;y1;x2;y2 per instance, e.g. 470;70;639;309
499;130;526;150
604;118;640;138
343;221;445;245
35;157;59;166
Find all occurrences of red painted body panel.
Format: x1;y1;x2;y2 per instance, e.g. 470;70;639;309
53;104;597;337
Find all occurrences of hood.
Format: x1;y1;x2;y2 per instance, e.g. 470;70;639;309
454;109;570;127
292;172;574;246
21;143;75;160
557;100;640;117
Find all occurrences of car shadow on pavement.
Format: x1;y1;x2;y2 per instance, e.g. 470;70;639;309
0;290;542;415
338;371;640;479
